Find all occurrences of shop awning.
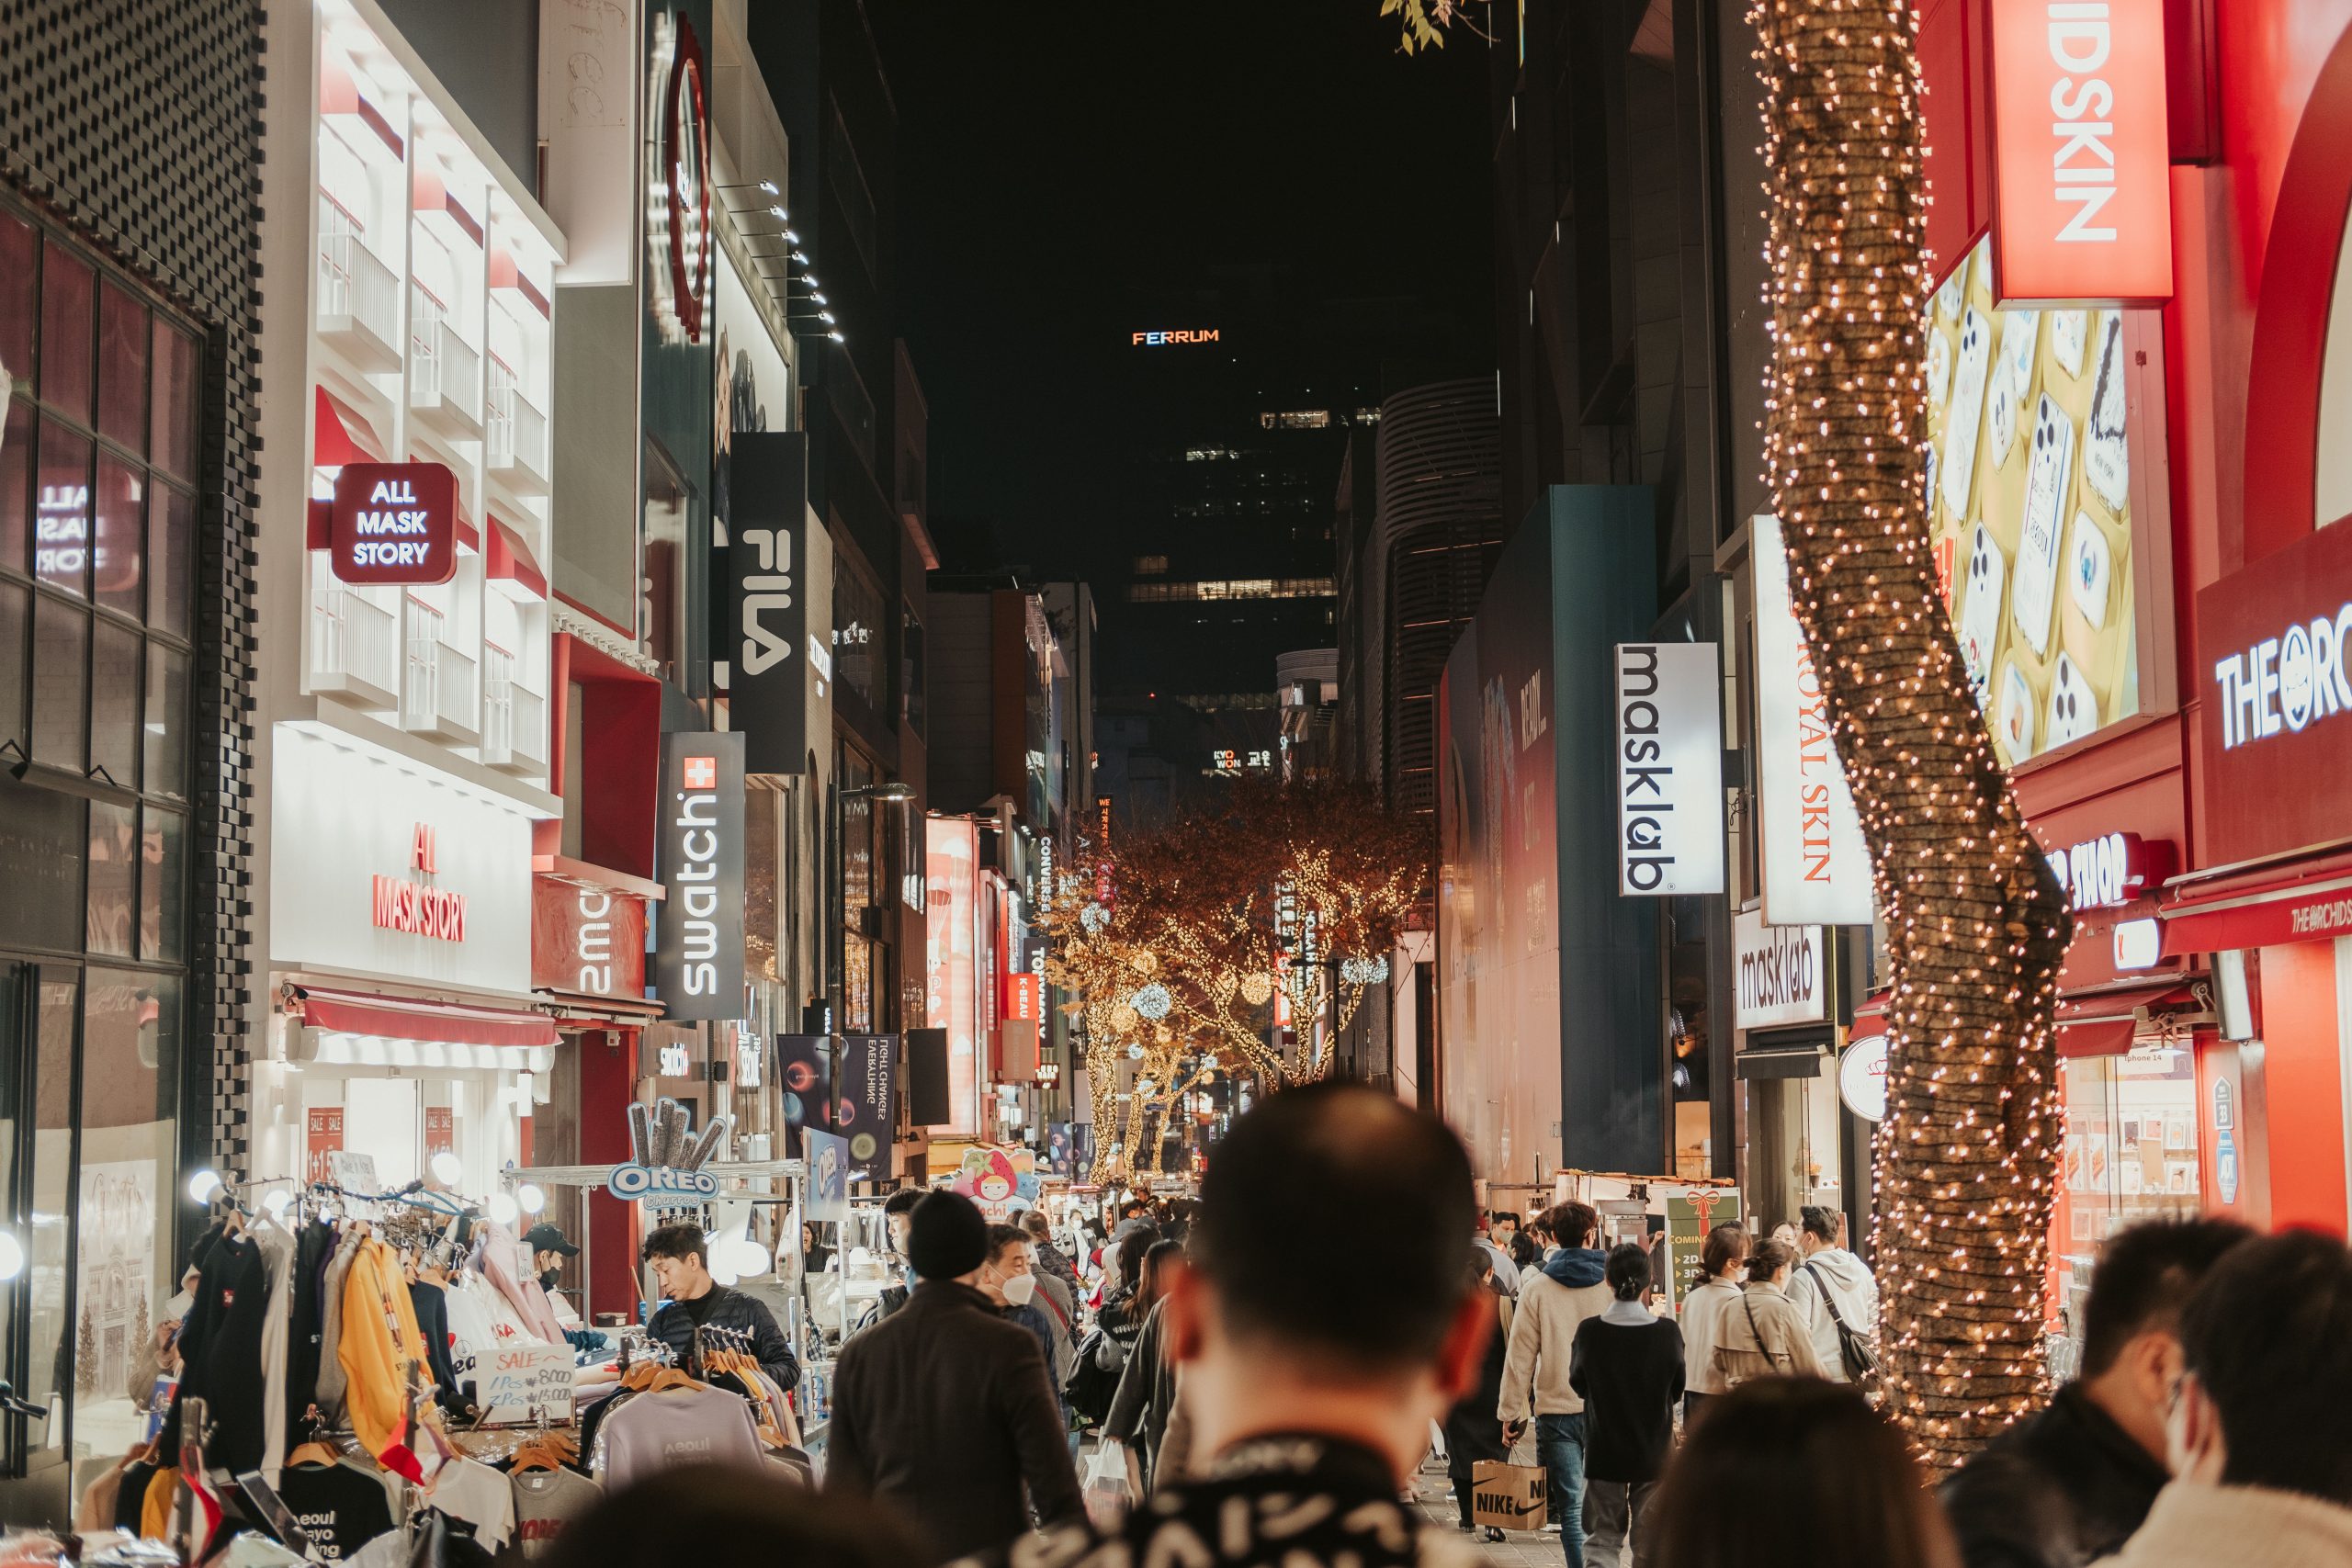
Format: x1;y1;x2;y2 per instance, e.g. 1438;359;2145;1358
314;385;383;468
2054;980;2202;1059
488;516;547;599
2160;848;2352;954
1848;990;1890;1042
289;986;560;1049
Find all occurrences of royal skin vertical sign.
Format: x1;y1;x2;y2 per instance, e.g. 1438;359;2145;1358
1614;642;1726;896
653;732;746;1021
1750;516;1873;925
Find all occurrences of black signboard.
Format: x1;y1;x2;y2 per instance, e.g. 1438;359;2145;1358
651;731;746;1020
725;432;810;774
775;1033;833;1158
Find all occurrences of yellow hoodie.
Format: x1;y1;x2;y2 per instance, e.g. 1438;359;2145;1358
338;1236;435;1478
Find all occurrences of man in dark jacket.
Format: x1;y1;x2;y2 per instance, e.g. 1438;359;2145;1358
1941;1216;2252;1568
641;1224;799;1392
827;1191;1082;1564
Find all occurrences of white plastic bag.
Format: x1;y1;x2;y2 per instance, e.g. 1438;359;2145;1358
1082;1440;1131;1526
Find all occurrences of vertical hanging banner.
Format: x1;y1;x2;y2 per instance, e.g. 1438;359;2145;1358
775;1033;834;1158
652;732;746;1020
725;433;811;773
835;1032;897;1182
1614;643;1726;896
1749;517;1874;925
1987;0;2172;302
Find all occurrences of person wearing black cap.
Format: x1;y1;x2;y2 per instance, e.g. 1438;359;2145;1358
526;1223;580;1294
824;1190;1082;1564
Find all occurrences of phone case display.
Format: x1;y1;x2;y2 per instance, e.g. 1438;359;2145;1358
1923;237;2143;765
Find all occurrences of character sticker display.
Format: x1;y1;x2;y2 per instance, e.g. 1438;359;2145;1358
1924;239;2142;766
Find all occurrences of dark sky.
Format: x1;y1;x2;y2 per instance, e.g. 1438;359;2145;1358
876;2;1495;577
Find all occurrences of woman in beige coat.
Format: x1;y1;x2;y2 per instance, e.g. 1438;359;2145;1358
1713;1236;1828;1386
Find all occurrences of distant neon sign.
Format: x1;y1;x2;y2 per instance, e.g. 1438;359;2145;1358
1132;329;1220;346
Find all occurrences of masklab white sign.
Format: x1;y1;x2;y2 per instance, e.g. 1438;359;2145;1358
1734;906;1826;1030
1614;642;1725;896
1750;516;1872;926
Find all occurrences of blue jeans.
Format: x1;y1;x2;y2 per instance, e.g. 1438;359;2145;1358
1536;1412;1589;1568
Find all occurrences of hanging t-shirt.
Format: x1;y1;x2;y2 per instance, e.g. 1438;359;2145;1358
510;1466;604;1561
425;1457;516;1553
276;1461;397;1562
598;1383;765;1491
441;1278;503;1399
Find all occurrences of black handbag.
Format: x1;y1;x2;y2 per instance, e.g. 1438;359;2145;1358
1803;1263;1880;1383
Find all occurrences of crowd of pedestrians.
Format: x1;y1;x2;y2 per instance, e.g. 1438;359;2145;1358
540;1084;2352;1568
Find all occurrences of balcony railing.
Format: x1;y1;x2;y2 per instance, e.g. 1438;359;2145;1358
309;581;398;707
486;360;550;494
401;598;479;742
409;286;484;436
481;646;548;773
316;196;401;371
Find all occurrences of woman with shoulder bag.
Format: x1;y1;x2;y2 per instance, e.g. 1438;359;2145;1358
1711;1238;1827;1387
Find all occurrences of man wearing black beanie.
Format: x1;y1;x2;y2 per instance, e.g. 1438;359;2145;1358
824;1190;1082;1563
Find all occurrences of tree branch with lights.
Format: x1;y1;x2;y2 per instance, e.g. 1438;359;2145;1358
1753;0;2073;1467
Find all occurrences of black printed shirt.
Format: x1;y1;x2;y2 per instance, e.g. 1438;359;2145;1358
978;1434;1478;1568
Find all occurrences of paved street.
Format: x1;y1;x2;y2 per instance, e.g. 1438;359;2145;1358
1407;1456;1561;1568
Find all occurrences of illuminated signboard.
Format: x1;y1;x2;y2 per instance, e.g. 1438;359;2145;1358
371;823;467;942
651;733;746;1020
646;10;714;344
329;463;458;586
1131;329;1220;346
1987;0;2171;301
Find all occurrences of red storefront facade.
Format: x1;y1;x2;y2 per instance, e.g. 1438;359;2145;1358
1915;0;2352;1343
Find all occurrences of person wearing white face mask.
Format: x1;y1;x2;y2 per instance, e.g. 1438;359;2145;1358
981;1224;1073;1430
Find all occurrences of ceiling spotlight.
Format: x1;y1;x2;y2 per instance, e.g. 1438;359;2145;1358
783;230;800;244
759;180;779;196
518;1183;548;1215
791;251;808;265
820;310;835;324
812;292;827;305
828;331;844;343
767;205;788;220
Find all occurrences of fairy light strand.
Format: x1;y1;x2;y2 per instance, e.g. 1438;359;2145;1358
1750;0;2074;1468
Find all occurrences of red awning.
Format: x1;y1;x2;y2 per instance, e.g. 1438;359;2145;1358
314;386;383;468
290;987;560;1049
2160;849;2352;954
2054;981;2200;1058
489;516;547;598
1847;989;1891;1042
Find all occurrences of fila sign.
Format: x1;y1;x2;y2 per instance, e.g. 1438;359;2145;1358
1988;0;2172;301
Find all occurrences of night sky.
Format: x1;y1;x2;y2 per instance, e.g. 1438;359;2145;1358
880;3;1495;581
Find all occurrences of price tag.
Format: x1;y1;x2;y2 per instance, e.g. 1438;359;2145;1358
475;1342;574;1425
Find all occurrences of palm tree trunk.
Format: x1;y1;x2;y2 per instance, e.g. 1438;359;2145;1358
1756;0;2075;1468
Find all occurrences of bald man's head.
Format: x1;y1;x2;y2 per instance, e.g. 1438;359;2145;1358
1192;1082;1476;1371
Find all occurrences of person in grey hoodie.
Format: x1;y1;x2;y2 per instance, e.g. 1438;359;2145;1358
1499;1201;1613;1568
1784;1205;1877;1385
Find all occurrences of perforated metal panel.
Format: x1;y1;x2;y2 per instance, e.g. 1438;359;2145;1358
3;0;266;1178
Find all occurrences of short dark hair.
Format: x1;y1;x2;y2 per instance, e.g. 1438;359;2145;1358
1121;1198;1148;1217
1548;1201;1599;1250
1747;1236;1793;1281
544;1458;921;1568
882;1188;922;1218
1650;1380;1950;1568
1605;1243;1651;1302
2079;1216;2253;1377
985;1223;1029;1265
640;1223;707;1267
1490;1211;1518;1227
1191;1082;1475;1371
2178;1229;2352;1503
1702;1223;1749;1279
1020;1209;1053;1240
1799;1205;1839;1243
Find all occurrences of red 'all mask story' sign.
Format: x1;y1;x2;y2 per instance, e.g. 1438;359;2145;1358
1988;0;2172;302
330;463;458;586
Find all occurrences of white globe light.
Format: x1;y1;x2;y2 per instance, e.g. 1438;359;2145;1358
263;1190;296;1220
187;1169;223;1205
487;1192;520;1225
429;1151;464;1187
0;1229;23;1281
517;1183;548;1215
732;1238;772;1277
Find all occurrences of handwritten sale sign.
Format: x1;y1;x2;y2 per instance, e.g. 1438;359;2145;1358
475;1342;574;1425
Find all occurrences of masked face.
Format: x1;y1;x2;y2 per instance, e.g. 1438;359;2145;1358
1002;1272;1037;1307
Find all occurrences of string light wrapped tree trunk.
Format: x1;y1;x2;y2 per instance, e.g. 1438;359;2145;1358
1753;0;2073;1466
